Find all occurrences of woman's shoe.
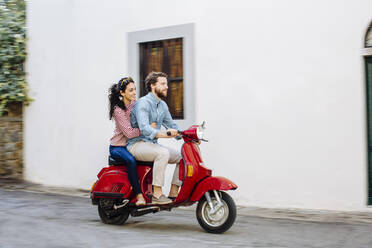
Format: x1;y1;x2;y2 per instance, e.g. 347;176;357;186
152;194;172;205
135;195;146;206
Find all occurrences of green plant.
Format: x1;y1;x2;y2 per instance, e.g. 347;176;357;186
0;0;31;116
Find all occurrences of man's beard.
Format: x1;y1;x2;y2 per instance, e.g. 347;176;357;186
155;88;167;99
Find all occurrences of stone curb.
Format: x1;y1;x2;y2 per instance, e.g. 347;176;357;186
235;206;372;224
0;179;89;198
1;179;372;224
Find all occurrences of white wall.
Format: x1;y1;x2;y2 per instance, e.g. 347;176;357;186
26;0;372;210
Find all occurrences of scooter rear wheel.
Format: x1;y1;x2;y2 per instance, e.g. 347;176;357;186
196;191;236;234
98;199;129;225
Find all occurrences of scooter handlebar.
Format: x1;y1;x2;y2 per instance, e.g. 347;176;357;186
166;130;183;136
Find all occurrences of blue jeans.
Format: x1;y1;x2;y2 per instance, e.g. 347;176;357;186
109;145;141;195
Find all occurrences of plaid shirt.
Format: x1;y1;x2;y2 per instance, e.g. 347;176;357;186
110;101;140;146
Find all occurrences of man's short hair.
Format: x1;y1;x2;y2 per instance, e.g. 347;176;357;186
145;71;168;93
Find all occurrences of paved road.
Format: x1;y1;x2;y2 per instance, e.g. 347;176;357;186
1;189;372;248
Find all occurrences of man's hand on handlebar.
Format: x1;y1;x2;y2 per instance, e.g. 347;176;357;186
166;129;179;137
155;128;179;139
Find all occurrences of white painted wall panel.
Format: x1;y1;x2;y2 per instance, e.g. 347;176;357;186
25;0;372;210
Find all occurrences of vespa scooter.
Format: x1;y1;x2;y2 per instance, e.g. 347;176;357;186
90;122;238;233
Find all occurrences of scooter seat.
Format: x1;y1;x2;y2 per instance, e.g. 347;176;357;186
108;156;153;167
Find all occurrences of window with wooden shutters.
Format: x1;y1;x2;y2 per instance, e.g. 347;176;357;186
139;38;184;119
128;24;195;128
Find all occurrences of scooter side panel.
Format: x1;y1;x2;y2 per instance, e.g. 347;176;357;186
97;166;127;178
93;165;152;202
189;176;238;202
93;170;132;198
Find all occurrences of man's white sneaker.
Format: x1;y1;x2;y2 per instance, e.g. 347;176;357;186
152;194;172;204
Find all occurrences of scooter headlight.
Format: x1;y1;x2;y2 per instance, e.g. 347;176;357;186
197;121;206;140
197;128;204;140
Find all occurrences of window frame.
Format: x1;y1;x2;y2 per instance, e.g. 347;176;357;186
363;20;372;206
128;24;195;129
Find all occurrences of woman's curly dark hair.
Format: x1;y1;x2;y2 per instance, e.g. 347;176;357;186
108;77;134;120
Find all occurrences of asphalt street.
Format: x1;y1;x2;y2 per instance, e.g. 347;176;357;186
0;189;372;248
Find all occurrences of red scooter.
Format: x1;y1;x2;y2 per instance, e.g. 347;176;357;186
90;122;238;233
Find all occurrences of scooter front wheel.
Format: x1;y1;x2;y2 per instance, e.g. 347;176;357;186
98;199;129;225
196;191;236;234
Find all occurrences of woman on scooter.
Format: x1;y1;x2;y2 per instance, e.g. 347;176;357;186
108;77;149;206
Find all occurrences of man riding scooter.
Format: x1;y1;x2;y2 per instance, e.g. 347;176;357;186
92;71;237;233
127;71;182;204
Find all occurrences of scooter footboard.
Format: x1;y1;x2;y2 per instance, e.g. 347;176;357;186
190;176;237;202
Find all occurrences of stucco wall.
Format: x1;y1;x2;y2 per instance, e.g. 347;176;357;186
25;0;372;210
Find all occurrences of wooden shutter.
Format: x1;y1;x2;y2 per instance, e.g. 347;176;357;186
139;38;184;119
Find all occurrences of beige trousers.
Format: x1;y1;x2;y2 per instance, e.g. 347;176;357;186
128;141;182;187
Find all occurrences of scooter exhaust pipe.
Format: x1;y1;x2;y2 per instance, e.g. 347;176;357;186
113;199;129;209
130;206;160;217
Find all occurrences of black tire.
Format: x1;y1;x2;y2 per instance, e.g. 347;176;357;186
98;199;129;225
196;191;236;234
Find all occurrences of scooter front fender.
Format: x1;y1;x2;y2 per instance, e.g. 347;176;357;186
190;176;237;202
